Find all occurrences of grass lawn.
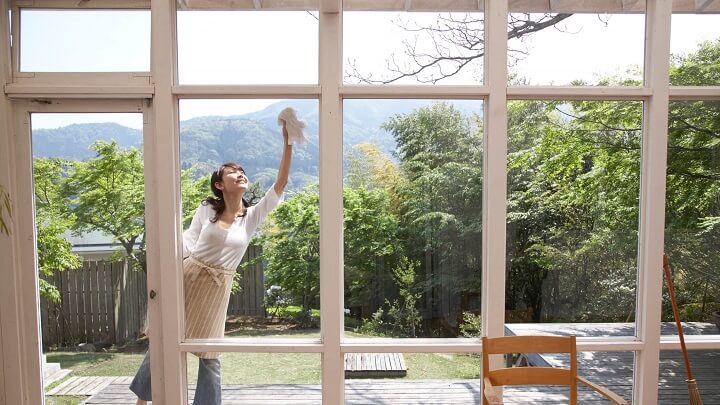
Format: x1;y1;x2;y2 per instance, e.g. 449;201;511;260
46;330;479;384
46;351;147;377
46;349;478;388
404;353;480;379
45;396;86;405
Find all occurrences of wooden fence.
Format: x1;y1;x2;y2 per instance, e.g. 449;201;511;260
40;245;264;348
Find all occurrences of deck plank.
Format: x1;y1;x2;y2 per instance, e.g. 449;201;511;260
47;376;116;396
344;352;407;378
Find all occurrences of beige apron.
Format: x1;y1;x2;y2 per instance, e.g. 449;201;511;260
183;256;235;359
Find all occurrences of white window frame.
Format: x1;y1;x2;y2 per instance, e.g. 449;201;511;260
8;2;153;91
2;97;149;405
1;0;720;404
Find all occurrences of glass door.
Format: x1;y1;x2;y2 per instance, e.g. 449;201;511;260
12;99;149;405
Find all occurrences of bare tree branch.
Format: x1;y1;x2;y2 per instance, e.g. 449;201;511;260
306;11;319;21
346;13;573;84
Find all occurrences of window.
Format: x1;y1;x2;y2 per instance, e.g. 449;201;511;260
344;12;485;85
507;13;644;86
343;99;484;339
20;10;150;72
176;11;318;84
664;100;720;336
29;111;145;404
506;100;642;335
179;98;321;340
3;2;720;404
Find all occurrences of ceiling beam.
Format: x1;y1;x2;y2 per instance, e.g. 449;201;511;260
13;0;720;13
695;0;720;12
320;0;340;12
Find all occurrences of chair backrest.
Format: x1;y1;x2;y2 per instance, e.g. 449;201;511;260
482;335;578;405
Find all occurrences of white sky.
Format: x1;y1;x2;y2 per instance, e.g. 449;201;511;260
20;10;720;130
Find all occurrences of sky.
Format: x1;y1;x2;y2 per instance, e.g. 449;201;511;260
18;9;720;130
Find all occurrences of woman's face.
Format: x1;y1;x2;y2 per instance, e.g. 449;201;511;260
216;166;249;194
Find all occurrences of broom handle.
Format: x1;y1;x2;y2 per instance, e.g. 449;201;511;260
662;254;694;381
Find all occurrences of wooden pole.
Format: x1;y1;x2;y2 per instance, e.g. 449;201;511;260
662;254;703;405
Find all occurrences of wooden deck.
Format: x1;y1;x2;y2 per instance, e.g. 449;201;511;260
48;376;132;396
56;322;719;404
81;379;631;404
76;343;719;404
505;322;720;404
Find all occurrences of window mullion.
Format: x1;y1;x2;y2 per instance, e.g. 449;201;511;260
6;103;44;405
635;1;673;404
147;0;186;404
319;2;343;404
481;0;508;341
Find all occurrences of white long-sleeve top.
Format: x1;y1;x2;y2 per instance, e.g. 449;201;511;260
182;185;284;270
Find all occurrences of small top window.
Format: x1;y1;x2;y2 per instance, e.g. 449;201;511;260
20;9;151;72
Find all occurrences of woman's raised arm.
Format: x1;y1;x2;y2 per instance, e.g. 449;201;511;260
274;124;293;195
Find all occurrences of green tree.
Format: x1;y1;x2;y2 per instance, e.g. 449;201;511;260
343;186;400;315
506;99;560;322
62;140;207;270
664;40;720;319
383;103;484;326
34;158;82;302
506;98;642;322
63;141;146;269
345;144;401;190
182;170;211;227
386;257;423;337
261;186;401;315
261;187;320;312
59;140;208;338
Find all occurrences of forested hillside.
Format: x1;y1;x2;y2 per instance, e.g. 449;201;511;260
32;99;481;191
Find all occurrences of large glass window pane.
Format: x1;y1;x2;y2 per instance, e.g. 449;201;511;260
344;12;484;85
506;100;642;336
343;351;480;403
658;350;720;404
485;330;633;403
670;14;720;86
184;352;320;403
32;113;146;404
507;13;644;86
343;100;483;339
486;349;633;403
176;11;318;84
20;10;150;72
664;100;720;336
179;99;320;341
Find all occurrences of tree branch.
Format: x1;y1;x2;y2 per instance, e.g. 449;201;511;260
347;13;573;84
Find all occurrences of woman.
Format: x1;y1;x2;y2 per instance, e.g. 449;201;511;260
131;124;292;405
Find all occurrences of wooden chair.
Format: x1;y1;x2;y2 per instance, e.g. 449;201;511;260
481;335;629;405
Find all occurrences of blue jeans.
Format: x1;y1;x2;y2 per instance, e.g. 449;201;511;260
130;351;222;405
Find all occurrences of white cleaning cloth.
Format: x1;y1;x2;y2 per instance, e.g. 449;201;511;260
277;107;309;145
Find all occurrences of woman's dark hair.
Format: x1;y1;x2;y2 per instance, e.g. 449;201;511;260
203;162;251;223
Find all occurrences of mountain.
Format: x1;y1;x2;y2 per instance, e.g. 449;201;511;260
31;99;482;191
32;123;143;160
